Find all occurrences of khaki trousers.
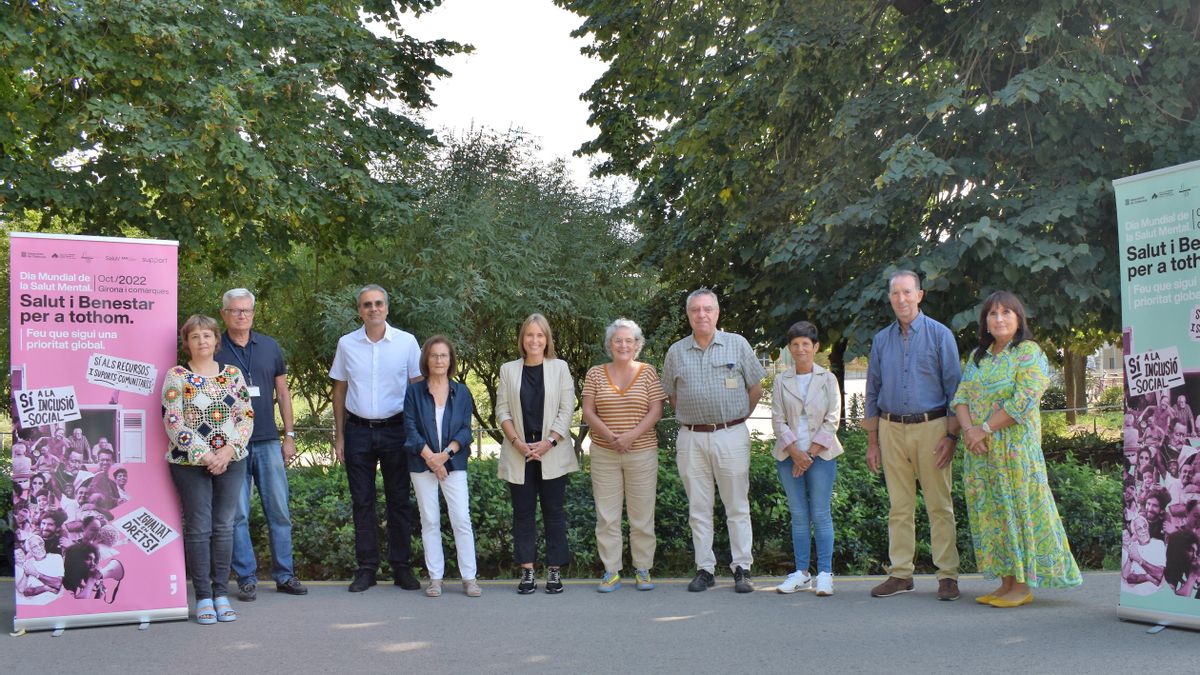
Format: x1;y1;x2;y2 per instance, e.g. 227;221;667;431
879;418;959;580
591;446;659;572
676;425;753;573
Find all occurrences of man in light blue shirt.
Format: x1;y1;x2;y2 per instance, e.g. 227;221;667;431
863;270;962;601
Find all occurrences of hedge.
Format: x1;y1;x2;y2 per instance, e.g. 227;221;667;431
0;429;1123;579
239;429;1121;580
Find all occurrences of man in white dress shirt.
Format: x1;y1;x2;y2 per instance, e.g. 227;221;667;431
330;284;423;592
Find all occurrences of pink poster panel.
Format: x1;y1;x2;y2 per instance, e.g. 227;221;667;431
10;233;188;631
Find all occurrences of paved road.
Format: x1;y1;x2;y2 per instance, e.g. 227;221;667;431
2;573;1194;673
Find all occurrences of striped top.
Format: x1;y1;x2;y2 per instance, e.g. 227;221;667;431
582;363;666;452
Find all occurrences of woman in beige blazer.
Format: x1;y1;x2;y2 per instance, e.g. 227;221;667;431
770;321;843;597
496;313;578;594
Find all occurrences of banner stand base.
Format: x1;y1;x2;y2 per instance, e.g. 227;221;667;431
14;607;188;634
1119;607;1200;634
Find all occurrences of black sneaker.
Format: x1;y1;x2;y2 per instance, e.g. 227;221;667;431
348;569;376;593
545;568;564;594
733;566;755;593
276;577;308;596
237;582;257;602
517;567;537;595
687;569;715;592
394;566;421;591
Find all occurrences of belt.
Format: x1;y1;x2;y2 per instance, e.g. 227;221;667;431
346;411;405;429
881;409;947;425
684;418;747;433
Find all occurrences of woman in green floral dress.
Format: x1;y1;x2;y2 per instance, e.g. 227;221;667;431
953;291;1082;608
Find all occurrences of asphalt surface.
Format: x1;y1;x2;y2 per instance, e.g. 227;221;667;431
1;572;1195;673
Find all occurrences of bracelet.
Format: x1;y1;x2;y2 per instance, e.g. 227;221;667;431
509;437;519;445
946;432;959;442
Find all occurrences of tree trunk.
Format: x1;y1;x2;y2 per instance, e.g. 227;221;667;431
1073;352;1088;417
1062;348;1087;425
830;338;847;427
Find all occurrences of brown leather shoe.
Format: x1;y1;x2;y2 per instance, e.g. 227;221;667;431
937;578;960;601
870;576;914;597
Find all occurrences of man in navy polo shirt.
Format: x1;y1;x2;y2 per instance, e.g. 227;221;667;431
219;288;307;601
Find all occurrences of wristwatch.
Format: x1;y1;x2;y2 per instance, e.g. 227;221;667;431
946;432;959;442
284;431;296;438
549;438;558;447
981;421;993;435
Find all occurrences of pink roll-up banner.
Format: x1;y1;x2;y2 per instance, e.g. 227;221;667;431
9;232;188;632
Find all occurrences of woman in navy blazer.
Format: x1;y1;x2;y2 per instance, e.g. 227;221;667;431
404;336;480;598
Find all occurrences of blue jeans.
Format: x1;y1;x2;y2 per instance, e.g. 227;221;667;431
169;459;247;601
776;456;837;573
232;439;295;585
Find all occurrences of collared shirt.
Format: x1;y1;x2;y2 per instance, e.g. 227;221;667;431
865;312;961;419
403;380;475;474
328;323;421;419
68;435;91;460
662;330;766;426
219;330;287;442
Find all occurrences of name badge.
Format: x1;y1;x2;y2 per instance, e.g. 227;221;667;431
725;378;739;389
248;386;262;398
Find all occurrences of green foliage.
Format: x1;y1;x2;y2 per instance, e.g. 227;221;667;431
1041;386;1068;411
1046;453;1123;569
239;429;1120;579
1;0;463;266
1098;385;1124;408
292;129;656;432
557;0;1200;359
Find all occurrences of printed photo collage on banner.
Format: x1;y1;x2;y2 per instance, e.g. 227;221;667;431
9;233;187;631
1115;159;1200;630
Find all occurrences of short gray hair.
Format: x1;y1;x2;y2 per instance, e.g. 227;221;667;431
887;270;921;292
604;318;645;357
686;287;719;310
356;284;389;306
222;288;256;309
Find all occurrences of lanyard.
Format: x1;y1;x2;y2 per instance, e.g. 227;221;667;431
223;333;254;386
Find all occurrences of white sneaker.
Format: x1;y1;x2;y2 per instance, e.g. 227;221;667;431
814;572;834;596
777;570;811;594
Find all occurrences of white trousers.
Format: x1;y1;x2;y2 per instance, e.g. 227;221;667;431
410;470;477;580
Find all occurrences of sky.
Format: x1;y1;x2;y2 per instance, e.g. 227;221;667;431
402;0;612;186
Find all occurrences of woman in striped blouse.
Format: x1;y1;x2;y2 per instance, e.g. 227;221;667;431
581;318;666;593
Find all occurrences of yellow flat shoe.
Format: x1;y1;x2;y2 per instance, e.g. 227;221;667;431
988;592;1032;608
974;594;996;605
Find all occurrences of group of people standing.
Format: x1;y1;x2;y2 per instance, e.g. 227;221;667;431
1122;387;1200;598
161;273;1083;625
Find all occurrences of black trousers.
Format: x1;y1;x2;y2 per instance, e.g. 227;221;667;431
509;460;571;567
343;421;413;573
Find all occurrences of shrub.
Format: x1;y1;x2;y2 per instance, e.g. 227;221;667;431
1041;386;1068;411
1098;385;1124;408
5;427;1121;581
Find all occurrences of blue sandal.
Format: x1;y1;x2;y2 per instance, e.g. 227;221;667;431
213;596;237;623
196;598;217;625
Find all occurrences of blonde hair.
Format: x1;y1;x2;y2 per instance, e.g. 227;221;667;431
518;313;556;360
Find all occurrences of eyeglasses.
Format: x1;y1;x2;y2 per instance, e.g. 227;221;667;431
224;309;254;317
360;300;387;309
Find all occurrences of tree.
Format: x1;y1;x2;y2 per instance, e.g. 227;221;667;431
302;129;652;443
559;0;1200;400
1;0;463;266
